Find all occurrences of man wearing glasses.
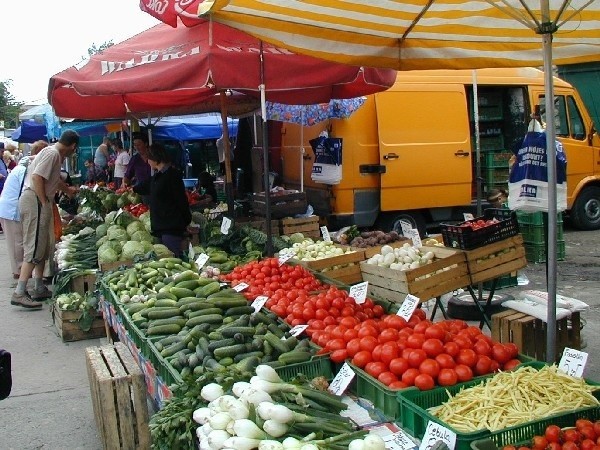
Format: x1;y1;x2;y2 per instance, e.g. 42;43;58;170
11;130;80;309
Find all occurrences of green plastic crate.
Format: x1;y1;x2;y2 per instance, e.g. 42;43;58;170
473;135;505;152
480;150;513;168
484;167;510;185
398;363;600;450
524;240;566;263
275;357;333;382
519;223;564;244
146;338;184;388
116;304;147;351
516;211;564;226
348;363;402;421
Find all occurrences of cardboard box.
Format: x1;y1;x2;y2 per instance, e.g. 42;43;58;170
85;343;150;450
360;246;470;303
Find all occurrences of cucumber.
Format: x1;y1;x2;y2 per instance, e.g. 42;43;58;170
209;297;248;309
157;335;183;346
161;341;186;358
221;327;257;338
185;314;224;328
252;310;280;327
154;299;178;308
156;291;177;301
207;288;240;299
148;317;187;328
146;307;182;320
179;301;215;313
235;355;262;373
197;281;222;298
124;303;147;315
180;366;192;379
233;351;264;363
207;338;237;352
176;297;203;306
175;280;200;291
147;323;182;335
224;305;255;317
282;336;299;352
188;353;200;369
264;332;290;355
267;323;285;338
174;270;199;282
170;287;196;299
278;350;312;365
214;344;247;360
187;307;224;319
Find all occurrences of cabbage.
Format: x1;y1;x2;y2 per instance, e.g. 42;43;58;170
121;241;146;260
126;221;146;237
107;225;128;241
131;230;153;243
96;235;108;249
142;241;154;253
105;211;117;225
98;247;119;264
96;223;109;238
153;244;174;259
115;211;136;228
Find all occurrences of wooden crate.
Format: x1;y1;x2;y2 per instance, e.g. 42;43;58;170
463;235;528;284
99;260;134;272
52;304;107;342
359;246;470;303
353;238;411;259
297;247;367;284
251;191;307;218
280;215;320;239
491;308;581;361
85;343;150;450
241;217;281;235
69;272;98;295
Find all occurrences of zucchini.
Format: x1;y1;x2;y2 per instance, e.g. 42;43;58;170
278;350;312;365
214;344;247;360
146;307;182;320
147;323;182;335
185;314;224;328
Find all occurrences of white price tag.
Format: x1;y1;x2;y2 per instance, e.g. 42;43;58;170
251;295;269;313
115;208;124;219
385;430;418;450
188;243;194;261
80;197;87;205
400;220;413;236
406;228;422;248
221;217;232;234
278;251;296;266
558;347;588;378
320;226;332;242
195;253;209;269
288;324;308;337
349;281;369;304
93;184;99;192
419;421;457;450
328;362;355;396
397;294;420;321
233;282;249;292
463;213;475;221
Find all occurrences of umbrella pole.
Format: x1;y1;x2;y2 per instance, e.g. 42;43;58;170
259;41;274;256
220;91;235;216
473;70;482;217
300;110;304;192
541;16;558;363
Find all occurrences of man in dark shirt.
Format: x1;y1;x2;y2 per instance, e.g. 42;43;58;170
123;135;151;188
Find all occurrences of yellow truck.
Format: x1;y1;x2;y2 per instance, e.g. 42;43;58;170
280;68;600;233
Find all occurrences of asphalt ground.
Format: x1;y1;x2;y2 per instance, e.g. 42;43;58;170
0;224;598;449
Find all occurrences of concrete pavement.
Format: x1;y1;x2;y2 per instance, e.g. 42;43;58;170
0;224;598;449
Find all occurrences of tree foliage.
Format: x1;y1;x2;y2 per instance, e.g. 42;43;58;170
0;80;22;129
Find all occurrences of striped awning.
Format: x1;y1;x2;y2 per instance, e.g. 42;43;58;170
197;0;600;70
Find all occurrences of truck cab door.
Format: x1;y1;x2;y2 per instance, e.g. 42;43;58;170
376;84;472;212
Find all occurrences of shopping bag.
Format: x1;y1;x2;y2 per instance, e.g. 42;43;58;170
0;349;11;400
310;136;343;185
508;120;567;212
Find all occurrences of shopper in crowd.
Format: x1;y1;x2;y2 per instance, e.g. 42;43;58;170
133;143;191;257
0;143;8;233
123;134;151;187
12;130;79;309
84;158;105;183
3;150;16;171
487;188;508;209
94;136;111;170
196;171;218;207
111;139;130;189
0;140;48;278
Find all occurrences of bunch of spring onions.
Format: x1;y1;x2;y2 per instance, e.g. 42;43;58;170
55;228;99;270
193;364;385;450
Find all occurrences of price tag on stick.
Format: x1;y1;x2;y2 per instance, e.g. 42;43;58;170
278;251;296;266
400;220;413;236
233;282;249;292
406;228;422;248
283;324;309;339
397;294;420;321
385;430;418;450
195;253;209;269
320;226;332;242
251;295;269;313
188;243;194;261
558;347;588;378
221;217;232;234
419;421;456;450
349;281;368;304
328;362;355;396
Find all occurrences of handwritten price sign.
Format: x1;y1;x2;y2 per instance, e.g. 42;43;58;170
195;253;209;269
400;220;413;236
349;282;368;304
397;294;420;320
328;362;355;396
278;251;296;266
385;430;418;450
251;296;269;313
405;228;422;248
559;347;588;378
321;226;332;242
288;324;308;337
419;421;456;450
221;217;232;234
233;282;249;292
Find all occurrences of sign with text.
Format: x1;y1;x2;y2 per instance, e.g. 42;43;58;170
397;294;420;320
251;295;269;313
221;217;232;234
463;213;475;221
400;220;413;236
284;324;308;339
195;253;209;269
405;228;422;248
349;281;368;304
233;282;249;292
278;251;296;266
328;362;355;396
385;430;419;450
320;226;332;242
558;347;588;378
419;421;456;450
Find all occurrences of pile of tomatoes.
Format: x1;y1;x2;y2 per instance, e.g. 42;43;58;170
504;419;600;450
222;257;521;391
122;202;149;217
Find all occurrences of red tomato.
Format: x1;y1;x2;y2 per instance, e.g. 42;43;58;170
453;335;473;350
443;341;460;358
413;320;433;334
456;349;478;367
504;342;519;359
435;353;456;369
581;427;597;442
378;328;399;343
491;344;512;364
346;338;362;358
339;316;358;328
358;325;379;338
577;420;595;431
380;342;400;366
424;324;447;341
407;349;427;368
343;328;359;342
581;440;596;450
401;368;421;386
359;336;378;352
546;443;562;450
385;315;408;330
365;361;387;378
564;429;582;444
422;338;445;358
454;364;473;382
594;421;600;438
414;373;435;390
389;358;410;376
473;339;492;356
372;344;383;362
437;368;458;386
330;349;348;364
419;359;441;378
474;355;493;376
406;333;426;349
388;380;409;390
326;338;346;352
352;350;372;368
377;371;399;386
503;359;522;371
563;442;580;450
372;304;385;317
532;436;548;450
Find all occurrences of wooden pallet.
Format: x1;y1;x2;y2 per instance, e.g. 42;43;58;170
491;308;581;361
280;215;320;239
463;235;528;284
360;246;470;303
85;343;150;450
52;304;107;342
69;273;98;295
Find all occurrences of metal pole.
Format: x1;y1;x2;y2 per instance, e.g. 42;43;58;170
220;91;235;216
260;42;273;256
300;110;304;192
473;70;482;217
540;0;558;363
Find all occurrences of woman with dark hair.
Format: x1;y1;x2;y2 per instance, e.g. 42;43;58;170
133;143;192;256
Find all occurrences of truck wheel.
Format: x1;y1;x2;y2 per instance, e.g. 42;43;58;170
570;186;600;230
377;211;426;237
